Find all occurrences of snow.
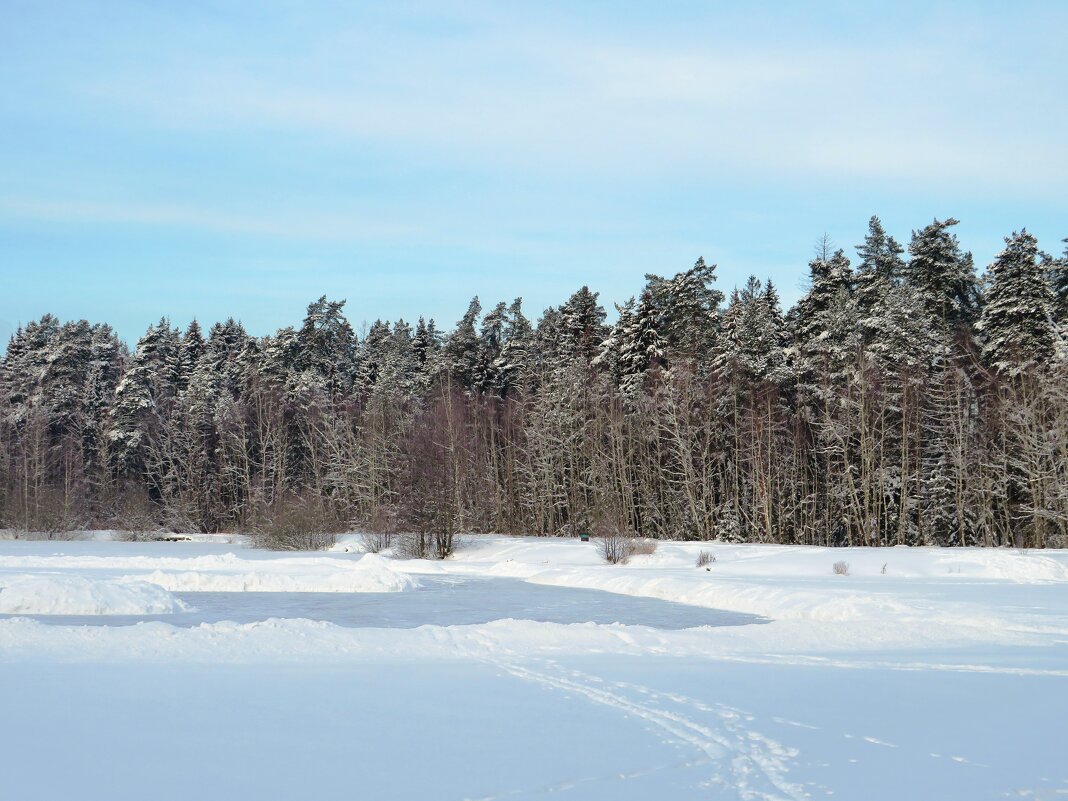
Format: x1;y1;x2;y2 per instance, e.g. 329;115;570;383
1;535;1067;800
134;553;417;593
0;549;418;594
0;574;191;615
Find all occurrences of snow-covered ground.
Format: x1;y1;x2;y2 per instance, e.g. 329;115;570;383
1;535;1066;800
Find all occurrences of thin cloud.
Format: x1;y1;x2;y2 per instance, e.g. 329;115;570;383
75;17;1068;191
0;197;420;242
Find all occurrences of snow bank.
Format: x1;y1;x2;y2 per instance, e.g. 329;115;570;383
525;569;916;623
132;554;417;593
0;551;419;594
0;575;191;615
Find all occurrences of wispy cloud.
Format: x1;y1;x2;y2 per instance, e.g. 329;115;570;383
74;9;1068;192
0;197;420;241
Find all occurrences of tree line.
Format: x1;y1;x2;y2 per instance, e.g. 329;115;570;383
3;217;1067;548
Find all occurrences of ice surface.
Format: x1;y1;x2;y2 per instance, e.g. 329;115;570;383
2;576;764;629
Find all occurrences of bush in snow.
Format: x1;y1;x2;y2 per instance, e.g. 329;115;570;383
393;531;430;560
360;506;400;554
833;560;850;576
3;487;82;539
630;538;658;556
596;520;638;565
696;550;716;568
250;494;343;551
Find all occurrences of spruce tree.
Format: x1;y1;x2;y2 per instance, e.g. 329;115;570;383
718;276;787;384
977;230;1056;373
791;248;857;380
444;297;483;391
107;320;180;480
855;215;906;343
615;288;665;399
354;320;393;396
411;317;442;391
174;320;205;392
493;298;534;397
1046;239;1068;326
558;286;608;366
905;218;979;329
642;258;724;367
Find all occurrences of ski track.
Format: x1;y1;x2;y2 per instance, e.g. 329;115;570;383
484;657;809;801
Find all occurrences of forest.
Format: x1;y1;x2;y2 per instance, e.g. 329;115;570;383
3;217;1067;549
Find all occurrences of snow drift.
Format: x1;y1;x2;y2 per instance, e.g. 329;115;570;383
132;553;418;593
0;575;191;615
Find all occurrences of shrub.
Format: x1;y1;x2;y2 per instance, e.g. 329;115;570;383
4;488;83;539
250;495;343;551
629;538;658;556
833;560;850;576
596;520;635;565
393;530;433;560
696;550;716;568
360;506;399;553
392;528;463;560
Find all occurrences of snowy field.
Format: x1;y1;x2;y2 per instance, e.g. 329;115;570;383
2;536;1067;800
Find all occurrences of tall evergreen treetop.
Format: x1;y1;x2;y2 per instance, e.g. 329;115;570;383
444;296;483;390
558;286;608;366
855;215;905;323
718;276;787;384
642;257;724;367
906;218;979;328
791;248;856;377
297;296;355;395
1046;238;1068;326
493;298;534;397
977;229;1056;374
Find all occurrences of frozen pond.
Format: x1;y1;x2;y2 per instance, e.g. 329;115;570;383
3;575;766;630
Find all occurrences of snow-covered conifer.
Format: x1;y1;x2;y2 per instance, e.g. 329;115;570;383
444;297;483;390
977;230;1056;373
905;218;979;329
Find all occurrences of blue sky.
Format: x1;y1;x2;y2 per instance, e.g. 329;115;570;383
2;0;1066;346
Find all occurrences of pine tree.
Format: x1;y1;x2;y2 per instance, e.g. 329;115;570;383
977;230;1056;373
295;297;354;396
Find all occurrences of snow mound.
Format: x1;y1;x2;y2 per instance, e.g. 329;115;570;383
0;575;192;615
524;569;914;622
133;554;418;593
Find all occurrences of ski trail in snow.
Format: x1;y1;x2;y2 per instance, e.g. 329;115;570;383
487;658;808;801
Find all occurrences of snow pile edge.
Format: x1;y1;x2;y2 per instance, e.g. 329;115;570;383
0;575;192;615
